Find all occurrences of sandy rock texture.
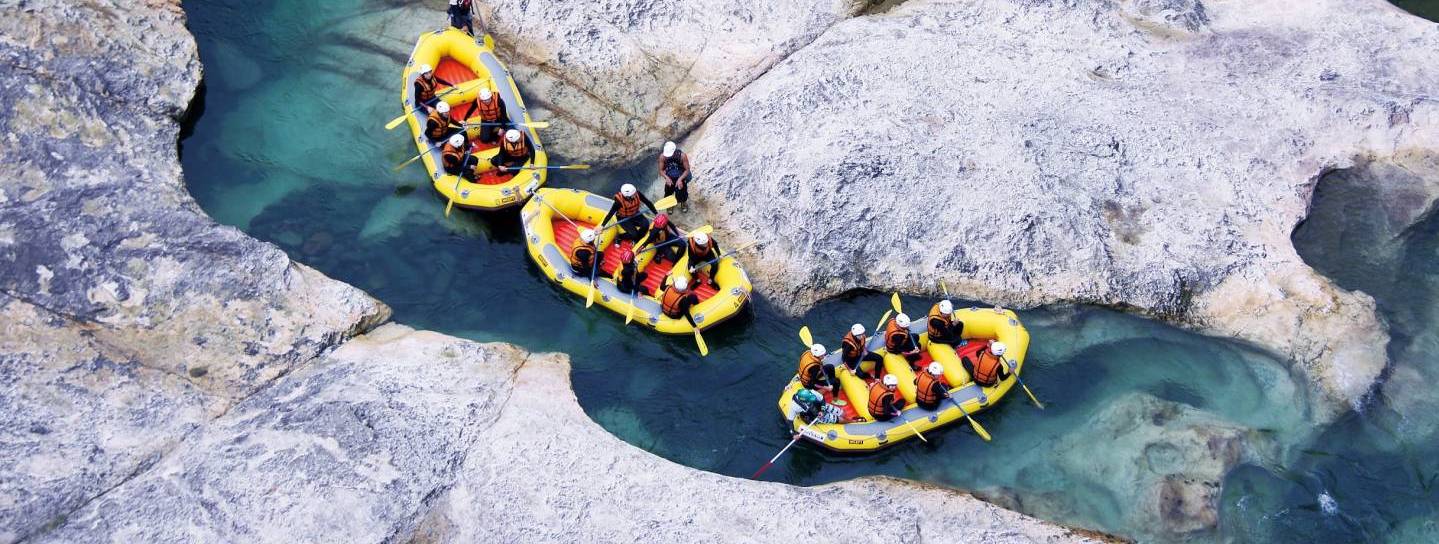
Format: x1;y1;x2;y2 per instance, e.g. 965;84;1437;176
682;0;1439;419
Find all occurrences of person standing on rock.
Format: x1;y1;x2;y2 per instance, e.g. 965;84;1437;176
867;374;904;422
962;341;1012;387
659;275;700;328
602;183;658;243
657;141;693;212
448;0;475;36
841;323;884;381
412;64;452;107
926;299;964;346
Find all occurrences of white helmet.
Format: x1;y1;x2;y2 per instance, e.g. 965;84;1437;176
850;323;865;336
663;141;677;157
939;300;953;315
435;101;450;114
882;374;899;387
693;232;709;246
927;362;944;376
505;129;522;143
673;276;689;291
579;229;596;243
810;344;826;357
991;341;1007;357
479;88;493;101
620;183;637;197
448;134;465;147
417;64;432;75
449;0;457;5
895;313;911;328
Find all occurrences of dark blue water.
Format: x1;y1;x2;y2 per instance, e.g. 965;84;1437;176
178;0;1438;541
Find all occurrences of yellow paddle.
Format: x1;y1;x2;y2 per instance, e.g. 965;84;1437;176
693;328;709;357
624;230;651;326
385;79;487;130
1007;358;1045;409
890;292;903;314
874;310;892;334
654;194;679;211
392;141;443;172
461;120;552;129
901;417;929;443
940;384;993;442
444;145;477;217
798;326;813;347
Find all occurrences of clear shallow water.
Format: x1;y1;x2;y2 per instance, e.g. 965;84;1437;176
179;0;1433;541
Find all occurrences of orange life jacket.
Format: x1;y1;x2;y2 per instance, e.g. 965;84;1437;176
415;74;438;102
441;142;464;172
884;319;911;353
501;135;529;158
927;303;952;339
688;239;715;263
868;382;899;419
916;371;943;407
798;352;824;388
841;332;865;360
570;238;595;268
476;94;502;121
426;110;449;140
971;349;1004;387
660;286;687;318
614;192;643;218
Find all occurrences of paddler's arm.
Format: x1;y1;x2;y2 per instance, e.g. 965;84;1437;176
638;192;657;214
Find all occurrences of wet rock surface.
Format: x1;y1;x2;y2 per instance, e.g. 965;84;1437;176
682;0;1439;419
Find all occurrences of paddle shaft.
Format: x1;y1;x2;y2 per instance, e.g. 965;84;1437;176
688;240;759;274
754;418;821;479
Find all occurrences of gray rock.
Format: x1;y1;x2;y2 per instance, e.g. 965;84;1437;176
682;0;1439;419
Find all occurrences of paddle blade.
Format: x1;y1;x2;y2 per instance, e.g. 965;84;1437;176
799;326;813;347
585;281;597;308
905;420;928;443
940;280;950;298
524;121;551;129
691;225;713;236
751;462;775;479
890;292;903;313
875;310;892;333
1021;383;1045;409
968;414;993;442
694;329;709;356
654;195;679;210
444;197;455;217
625;303;636;325
557;164;591;170
385;112;409;130
392;154;421;172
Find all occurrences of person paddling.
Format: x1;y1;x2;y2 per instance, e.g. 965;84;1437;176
797;344;839;398
841;323;884;381
659;276;701;327
657;141;693;212
884;313;923;365
612;248;647;294
641;213;683;262
470;88;509;144
570;228;597;276
927;299;964;346
491;129;534;175
867;375;904;422
413;64;452;106
441;134;478;180
684;231;722;290
963;341;1013;387
425;101;454;142
602;184;657;243
915;362;946;410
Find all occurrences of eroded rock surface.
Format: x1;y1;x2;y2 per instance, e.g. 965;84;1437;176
683;0;1439;418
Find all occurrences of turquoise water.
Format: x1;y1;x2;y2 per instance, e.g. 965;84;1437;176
179;1;1435;541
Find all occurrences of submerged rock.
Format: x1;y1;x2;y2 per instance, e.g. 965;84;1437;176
684;0;1439;419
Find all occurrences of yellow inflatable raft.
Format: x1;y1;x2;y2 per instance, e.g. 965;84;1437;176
776;306;1030;452
401;29;548;210
521;188;752;334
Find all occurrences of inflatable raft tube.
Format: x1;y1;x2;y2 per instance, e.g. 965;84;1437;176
520;188;753;335
401;28;549;210
776;306;1029;452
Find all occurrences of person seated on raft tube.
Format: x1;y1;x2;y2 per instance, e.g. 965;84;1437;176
788;388;856;426
491;129;535;174
640;213;683;263
915;362;947;411
425;101;455;143
684;232;723;290
412;64;453;107
470;88;509;145
657;141;693;213
927;299;964;345
602;183;658;243
867;374;905;422
884;313;924;365
962;341;1013;387
797;344;839;398
447;0;475;35
441;134;480;181
612;248;648;295
659;275;701;327
841;323;884;381
570;228;598;277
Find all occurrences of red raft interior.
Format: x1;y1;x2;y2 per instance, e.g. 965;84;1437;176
551;218;720;301
433;58;512;186
816;338;993;421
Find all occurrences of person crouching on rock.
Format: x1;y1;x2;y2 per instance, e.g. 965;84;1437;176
612;248;648;294
797;343;839;398
448;0;475;35
491;129;534;176
426;101;455;142
470;88;509;144
963;341;1012;387
659;275;701;328
915;362;947;411
657;141;693;212
603;183;657;243
413;64;452;107
441;134;479;181
789;388;853;427
927;299;964;346
570;228;598;277
841;323;883;381
884;313;923;365
867;374;904;422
